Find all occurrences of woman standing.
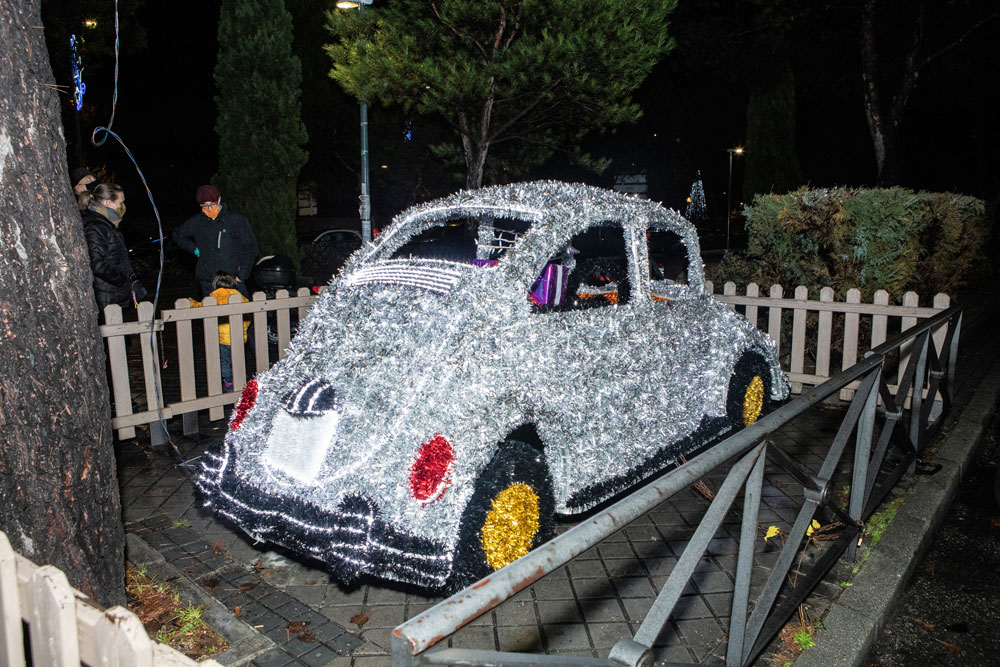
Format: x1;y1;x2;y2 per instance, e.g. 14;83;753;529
79;183;146;317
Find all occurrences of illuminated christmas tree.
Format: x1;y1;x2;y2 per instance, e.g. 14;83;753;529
685;171;707;223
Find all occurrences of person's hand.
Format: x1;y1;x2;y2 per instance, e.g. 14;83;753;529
234;276;241;282
194;248;200;256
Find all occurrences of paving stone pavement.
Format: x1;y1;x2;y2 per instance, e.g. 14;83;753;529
117;403;860;667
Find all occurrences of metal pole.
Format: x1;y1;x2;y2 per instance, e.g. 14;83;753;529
726;150;733;250
358;2;372;243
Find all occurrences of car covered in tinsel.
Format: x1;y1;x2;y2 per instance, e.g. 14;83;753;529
196;181;790;591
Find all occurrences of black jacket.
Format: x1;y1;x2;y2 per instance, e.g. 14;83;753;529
82;206;141;311
172;204;258;284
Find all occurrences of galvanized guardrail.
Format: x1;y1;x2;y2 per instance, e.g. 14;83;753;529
391;305;962;667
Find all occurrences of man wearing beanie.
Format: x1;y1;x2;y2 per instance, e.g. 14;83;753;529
70;166;97;195
172;185;258;298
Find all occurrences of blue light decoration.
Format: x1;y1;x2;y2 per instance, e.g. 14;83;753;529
404;118;413;142
70;34;86;111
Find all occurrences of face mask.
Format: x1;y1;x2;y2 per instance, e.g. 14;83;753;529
203;203;221;220
116;203;126;219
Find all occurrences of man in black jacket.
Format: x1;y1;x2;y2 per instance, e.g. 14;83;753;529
172;185;258;298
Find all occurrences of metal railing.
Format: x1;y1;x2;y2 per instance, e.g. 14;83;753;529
390;305;962;667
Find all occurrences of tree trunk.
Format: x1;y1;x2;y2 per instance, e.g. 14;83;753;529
459;88;494;190
0;0;125;608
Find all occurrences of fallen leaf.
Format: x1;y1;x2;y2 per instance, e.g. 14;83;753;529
286;621;310;634
990;518;1000;529
201;577;219;592
350;612;370;627
239;582;258;593
253;560;262;570
913;618;935;630
298;631;317;643
944;642;962;655
305;580;317;586
212;541;227;549
259;569;274;578
233;606;241;617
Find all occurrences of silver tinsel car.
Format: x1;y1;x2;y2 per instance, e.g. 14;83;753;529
197;181;790;591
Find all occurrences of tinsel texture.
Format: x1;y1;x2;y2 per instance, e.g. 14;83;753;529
197;181;789;590
480;483;541;570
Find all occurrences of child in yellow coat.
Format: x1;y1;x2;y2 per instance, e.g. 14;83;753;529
189;271;250;391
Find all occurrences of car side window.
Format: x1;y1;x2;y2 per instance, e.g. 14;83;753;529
647;228;690;300
531;223;631;312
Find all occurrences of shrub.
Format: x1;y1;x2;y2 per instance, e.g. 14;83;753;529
710;187;987;301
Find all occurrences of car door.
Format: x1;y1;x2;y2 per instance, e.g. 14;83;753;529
517;219;660;504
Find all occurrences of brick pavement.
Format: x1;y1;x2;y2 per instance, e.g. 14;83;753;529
117;404;855;666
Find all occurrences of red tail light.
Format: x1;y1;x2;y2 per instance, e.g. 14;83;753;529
409;434;454;503
230;379;259;430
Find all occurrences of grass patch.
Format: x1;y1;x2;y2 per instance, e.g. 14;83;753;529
126;564;228;660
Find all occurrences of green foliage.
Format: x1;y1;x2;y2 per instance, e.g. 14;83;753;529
214;0;308;263
793;628;816;650
743;67;802;201
711;187;987;301
325;0;676;188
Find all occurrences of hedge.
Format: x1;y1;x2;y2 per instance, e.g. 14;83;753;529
710;187;987;301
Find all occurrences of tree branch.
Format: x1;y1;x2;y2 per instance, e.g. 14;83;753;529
431;2;487;59
919;10;999;70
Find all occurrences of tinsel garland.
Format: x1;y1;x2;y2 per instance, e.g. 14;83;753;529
198;181;789;591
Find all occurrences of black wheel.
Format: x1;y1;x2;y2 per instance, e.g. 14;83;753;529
726;352;773;428
449;440;555;592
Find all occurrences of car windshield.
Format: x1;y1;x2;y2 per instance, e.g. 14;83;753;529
388;214;532;266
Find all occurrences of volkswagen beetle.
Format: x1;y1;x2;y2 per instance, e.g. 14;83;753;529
197;181;789;591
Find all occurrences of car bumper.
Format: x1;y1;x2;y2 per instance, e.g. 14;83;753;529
194;442;453;590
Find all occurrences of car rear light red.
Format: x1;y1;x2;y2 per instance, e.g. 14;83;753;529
230;379;259;430
409;434;454;503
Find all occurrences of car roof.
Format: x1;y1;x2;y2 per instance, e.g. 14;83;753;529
407;181;693;233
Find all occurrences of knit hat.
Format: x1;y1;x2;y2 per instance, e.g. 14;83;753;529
70;167;94;186
196;184;221;204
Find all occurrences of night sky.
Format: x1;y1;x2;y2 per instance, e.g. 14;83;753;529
44;0;1000;244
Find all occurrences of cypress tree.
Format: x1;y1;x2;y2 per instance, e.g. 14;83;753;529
215;0;308;263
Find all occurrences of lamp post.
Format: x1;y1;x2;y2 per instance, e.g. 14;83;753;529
726;147;744;249
336;0;373;243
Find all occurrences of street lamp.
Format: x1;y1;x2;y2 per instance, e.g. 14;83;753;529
726;147;744;250
337;0;373;243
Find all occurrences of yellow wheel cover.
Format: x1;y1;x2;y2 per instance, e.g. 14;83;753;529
481;483;540;571
743;376;765;426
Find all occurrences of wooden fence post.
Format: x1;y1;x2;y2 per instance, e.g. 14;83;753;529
136;301;168;446
840;288;861;401
202;296;224;421
0;533;25;667
816;287;834;381
252;291;270;374
790;285;809;394
228;293;248;393
174;299;199;436
103;606;153;666
767;284;783;353
27;566;79;666
103;304;136;440
723;282;737;310
745;283;759;329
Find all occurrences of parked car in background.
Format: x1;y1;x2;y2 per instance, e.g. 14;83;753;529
300;229;363;286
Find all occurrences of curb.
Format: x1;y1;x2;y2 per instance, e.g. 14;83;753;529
796;351;1000;667
125;532;276;666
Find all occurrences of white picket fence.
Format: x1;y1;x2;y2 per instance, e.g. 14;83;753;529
705;281;951;400
0;531;221;667
100;283;952;442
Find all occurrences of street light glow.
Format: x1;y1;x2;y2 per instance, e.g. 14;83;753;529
336;1;360;8
83;18;98;29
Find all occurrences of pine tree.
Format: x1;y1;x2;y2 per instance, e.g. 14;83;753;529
326;0;676;189
215;0;308;263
